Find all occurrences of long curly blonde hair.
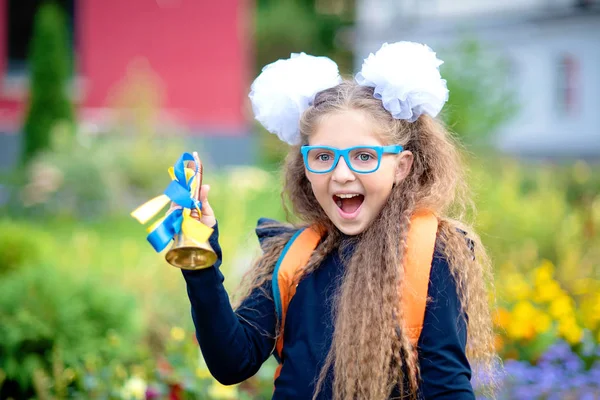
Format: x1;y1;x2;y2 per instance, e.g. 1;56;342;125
234;80;498;399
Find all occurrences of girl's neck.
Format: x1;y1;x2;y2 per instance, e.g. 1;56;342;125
337;230;359;261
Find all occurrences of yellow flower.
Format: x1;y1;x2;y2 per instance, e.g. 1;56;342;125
565;327;583;344
533;312;552;334
208;381;238;399
512;301;537;321
534;280;562;304
550;295;574;319
493;308;511;329
503;273;532;301
170;326;185;342
534;260;555;284
580;295;600;331
507;321;535;340
558;317;583;344
507;301;538;340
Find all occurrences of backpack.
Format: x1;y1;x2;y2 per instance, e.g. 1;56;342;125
271;210;439;380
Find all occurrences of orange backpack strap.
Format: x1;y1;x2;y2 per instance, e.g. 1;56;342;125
272;226;321;361
401;209;438;345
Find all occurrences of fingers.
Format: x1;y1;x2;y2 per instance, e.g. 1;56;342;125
199;184;214;216
199;184;210;203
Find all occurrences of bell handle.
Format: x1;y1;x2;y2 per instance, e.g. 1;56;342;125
195;152;203;199
191;152;203;220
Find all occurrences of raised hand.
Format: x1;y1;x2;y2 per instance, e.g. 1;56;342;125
167;151;216;228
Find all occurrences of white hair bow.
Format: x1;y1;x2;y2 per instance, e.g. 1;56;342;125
249;42;449;145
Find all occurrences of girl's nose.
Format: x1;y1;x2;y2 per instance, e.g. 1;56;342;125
331;157;355;183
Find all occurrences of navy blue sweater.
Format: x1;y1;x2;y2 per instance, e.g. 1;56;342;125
182;220;475;399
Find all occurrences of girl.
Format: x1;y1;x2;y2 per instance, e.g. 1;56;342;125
180;42;497;399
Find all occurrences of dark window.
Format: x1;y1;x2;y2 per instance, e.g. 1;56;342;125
556;54;579;116
7;0;75;75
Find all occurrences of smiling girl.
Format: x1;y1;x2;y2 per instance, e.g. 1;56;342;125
181;42;497;399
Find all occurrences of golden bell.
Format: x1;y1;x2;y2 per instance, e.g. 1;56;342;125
165;232;217;270
165;152;216;270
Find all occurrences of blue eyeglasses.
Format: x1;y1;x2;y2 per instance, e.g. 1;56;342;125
300;145;403;174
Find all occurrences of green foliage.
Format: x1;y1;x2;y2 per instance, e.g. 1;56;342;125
11;126;185;220
0;219;47;276
255;0;353;74
473;157;600;274
22;2;75;165
0;263;141;394
440;39;518;146
254;122;289;171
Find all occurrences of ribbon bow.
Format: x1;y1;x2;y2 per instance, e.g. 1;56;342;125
131;152;213;253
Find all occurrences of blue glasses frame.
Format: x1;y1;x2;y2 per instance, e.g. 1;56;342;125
300;145;403;174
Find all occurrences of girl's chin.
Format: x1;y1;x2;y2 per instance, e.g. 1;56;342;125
330;210;370;236
334;222;368;236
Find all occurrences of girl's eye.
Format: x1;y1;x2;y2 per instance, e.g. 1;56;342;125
357;153;373;162
317;153;331;162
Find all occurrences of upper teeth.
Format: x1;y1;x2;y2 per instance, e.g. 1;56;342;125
337;193;360;198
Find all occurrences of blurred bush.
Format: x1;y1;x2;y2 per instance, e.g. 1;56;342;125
255;0;353;73
440;39;518;146
0;219;47;276
0;263;141;398
468;158;600;363
22;1;75;165
6;124;185;220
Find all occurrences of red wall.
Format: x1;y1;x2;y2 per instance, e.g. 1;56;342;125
84;0;252;133
2;0;251;133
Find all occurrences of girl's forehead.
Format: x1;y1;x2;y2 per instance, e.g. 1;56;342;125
308;110;387;147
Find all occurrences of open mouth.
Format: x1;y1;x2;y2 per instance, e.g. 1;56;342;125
333;193;365;218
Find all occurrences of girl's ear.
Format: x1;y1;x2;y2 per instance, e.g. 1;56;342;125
394;151;414;184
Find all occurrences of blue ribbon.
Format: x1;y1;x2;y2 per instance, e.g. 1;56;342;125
147;208;183;252
146;152;203;252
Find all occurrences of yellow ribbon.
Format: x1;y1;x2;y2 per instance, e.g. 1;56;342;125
131;165;213;251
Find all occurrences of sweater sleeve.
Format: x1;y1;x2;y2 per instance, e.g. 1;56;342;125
416;253;475;400
181;221;277;385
